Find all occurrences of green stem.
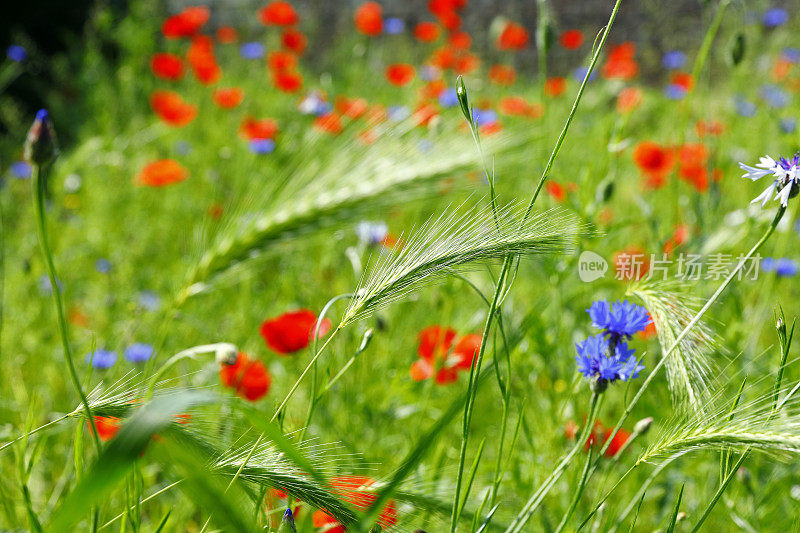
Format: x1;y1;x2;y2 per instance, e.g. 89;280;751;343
31;164;101;451
555;442;594;533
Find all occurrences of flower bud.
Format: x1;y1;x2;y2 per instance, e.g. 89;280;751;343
456;76;472;124
633;417;653;436
24;109;59;166
590;377;608;394
357;328;374;354
278;508;297;533
215;343;239;365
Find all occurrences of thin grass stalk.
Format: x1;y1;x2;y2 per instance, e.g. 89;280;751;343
555;445;594;533
31;164;101;451
505;392;602;533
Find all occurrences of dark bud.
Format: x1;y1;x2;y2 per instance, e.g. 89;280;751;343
536;20;555;55
24;109;59;166
590;377;608;394
595;177;615;203
279;508;297;533
728;32;746;67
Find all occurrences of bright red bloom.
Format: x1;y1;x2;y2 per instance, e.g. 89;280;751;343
640;320;657;340
670;71;694;91
259;309;331;355
679;164;709;192
90;416;121;441
239;116;278;140
695;120;725;137
162;6;210;39
678;143;708;169
335;96;368;119
216;26;239;43
448;31;471;50
438;10;462;32
187;36;221;85
616;86;642;113
498;96;542;118
417;325;456;361
212;87;244;109
309;477;397;531
355;2;383;36
559;29;584;50
410;358;459;384
602;428;631;457
488;64;516;86
414;21;441;42
267;50;298;71
411;326;478;384
314;112;343;135
420;79;447;100
135;159;188;187
281;28;307;54
546;182;567;202
602;42;638;80
544;77;567;97
496;22;529;51
385;63;416;86
258;1;299;26
452;333;481;370
219;352;271;401
632;141;674;188
150;53;184;81
428;0;462;16
454;52;479;74
150;90;197;127
272;70;303;92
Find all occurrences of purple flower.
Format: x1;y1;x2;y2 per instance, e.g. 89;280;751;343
572;66;597;83
763;8;789;28
249;139;276;154
763;257;799;277
587;300;651;341
239;42;265;59
384;17;405;35
575;334;643;383
355;221;388;246
664;84;687;100
139;290;161;311
87;349;117;369
734;96;757;117
438;88;459;108
739;153;800;207
124;343;154;363
780;117;797;134
472;108;497;127
662;50;686;70
95;258;112;273
782;47;800;63
10;161;32;179
759;84;789;109
6;45;26;62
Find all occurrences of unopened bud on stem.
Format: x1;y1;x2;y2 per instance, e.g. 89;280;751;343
24;109;59;166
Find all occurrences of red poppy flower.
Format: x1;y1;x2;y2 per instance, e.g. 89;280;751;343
420;79;447;100
679;165;709;192
281;28;307;54
613;246;649;280
258;1;299;26
162;6;210;39
437;10;462;32
559;29;584;50
639;320;657;340
454;52;479;74
602;428;630;457
150;53;184;81
632;141;674;187
412;102;439;127
219;352;271;401
187;36;221;85
488;64;516;86
259;309;331;355
670;71;694;91
239;116;279;140
272;70;303;92
90;416;121;441
544;77;567;98
678;143;708;169
428;0;462;16
216;26;239;43
212;87;244;109
695;120;725;137
267;50;298;71
448;31;471;50
564;420;578;440
616;86;642;113
135;159;189;187
335;96;368;119
410;358;459;384
546;182;567;202
150;90;197;127
385;63;416;86
355;2;383;36
428;46;456;70
310;477;397;529
417;325;457;362
496;22;529;51
602;42;638;80
314;112;343;135
452;333;481;370
498;96;539;118
414;21;441;42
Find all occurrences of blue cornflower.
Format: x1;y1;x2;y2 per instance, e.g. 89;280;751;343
572;66;597;83
587;300;651;341
734;95;757;117
87;349;117;369
759;84;789;109
239;42;265;59
387;105;410;122
124;343;154;363
438;88;459;108
6;45;27;62
780;118;797;134
662;50;686;70
355;221;388;246
664;84;687;100
10;161;32;179
782;47;800;64
139;290;161;311
297;91;331;116
472;108;497;127
95;258;112;273
763;8;789;28
249;139;276;155
384;17;405;35
575;333;643;384
763;257;799;277
739;153;800;207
